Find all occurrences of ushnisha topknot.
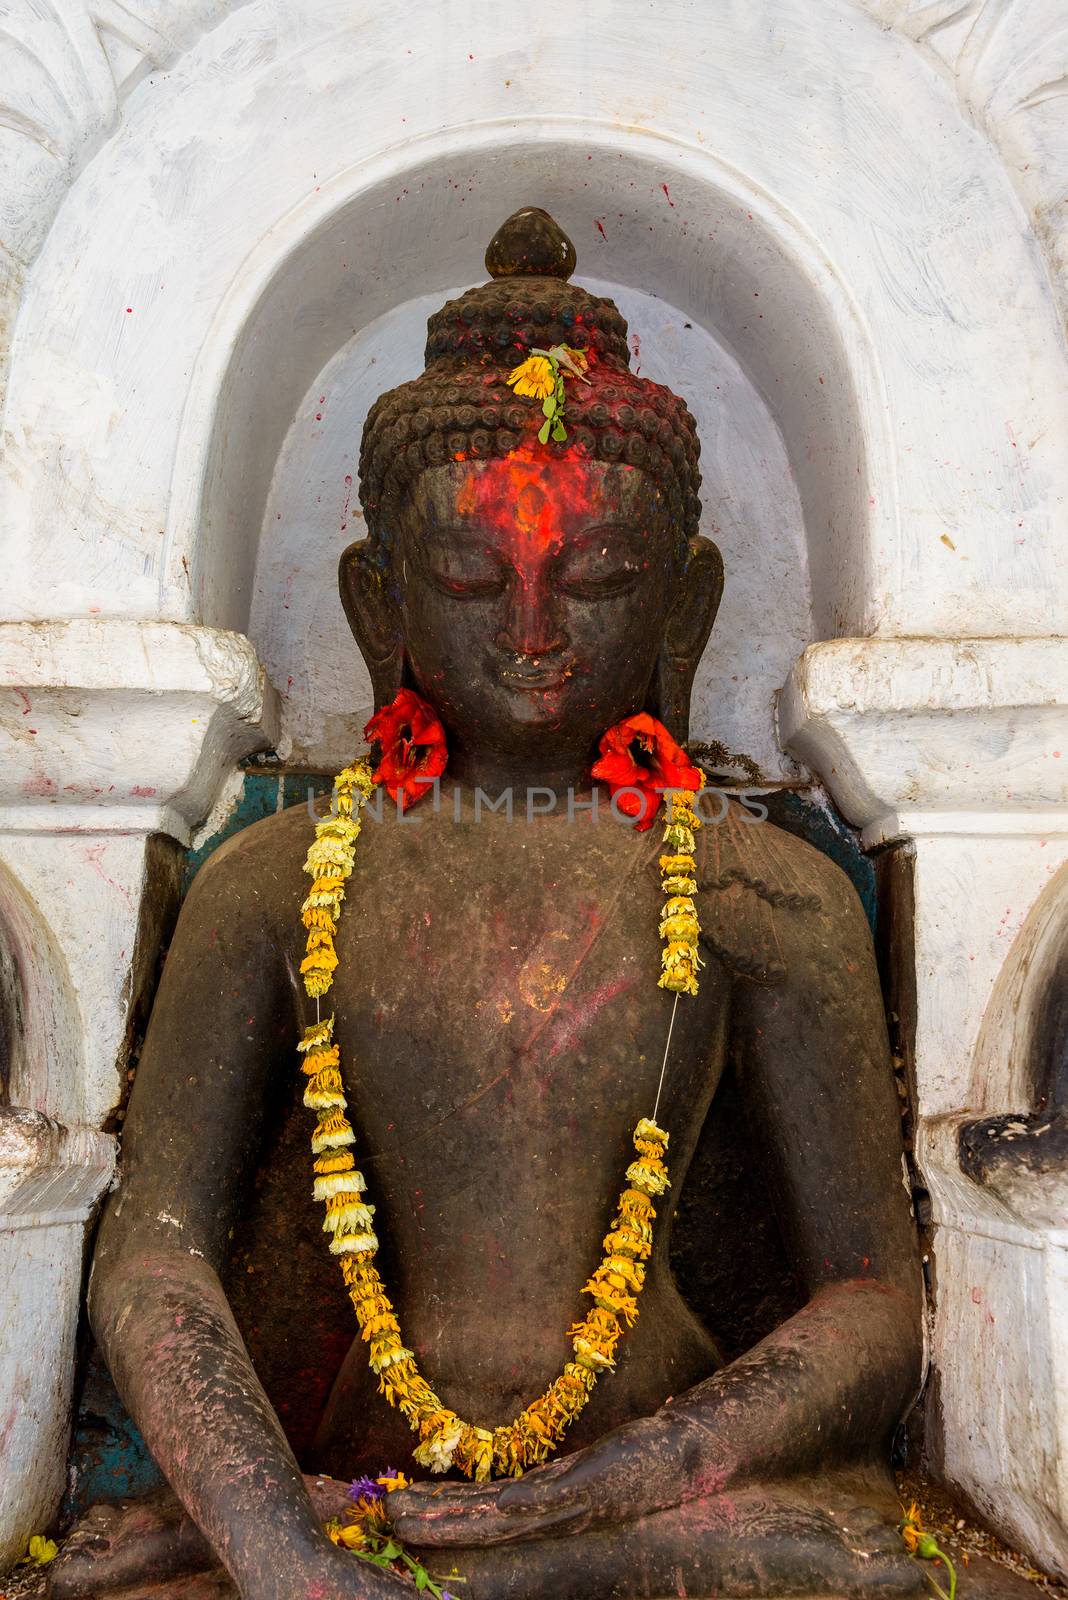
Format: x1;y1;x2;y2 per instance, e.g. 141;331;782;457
358;207;702;549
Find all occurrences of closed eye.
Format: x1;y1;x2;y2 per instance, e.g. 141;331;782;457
554;552;645;600
554;570;642;599
418;542;507;598
423;570;506;598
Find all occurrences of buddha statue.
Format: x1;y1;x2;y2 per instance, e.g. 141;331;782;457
57;209;924;1600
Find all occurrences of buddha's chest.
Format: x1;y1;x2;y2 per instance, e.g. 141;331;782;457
316;811;729;1192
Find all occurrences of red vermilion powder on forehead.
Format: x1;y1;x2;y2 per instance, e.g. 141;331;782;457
453;443;607;566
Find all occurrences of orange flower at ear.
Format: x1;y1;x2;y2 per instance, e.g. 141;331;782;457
591;713;703;831
364;689;447;811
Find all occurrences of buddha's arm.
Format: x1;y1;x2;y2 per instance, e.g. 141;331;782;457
89;839;403;1600
389;847;923;1544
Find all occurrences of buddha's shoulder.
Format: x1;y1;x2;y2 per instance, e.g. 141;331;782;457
696;799;872;982
702;801;864;902
179;793;430;915
180;799;320;915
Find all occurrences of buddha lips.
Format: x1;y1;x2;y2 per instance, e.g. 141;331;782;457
297;711;704;1479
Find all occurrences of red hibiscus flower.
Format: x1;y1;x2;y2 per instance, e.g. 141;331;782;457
591;713;702;830
364;689;447;811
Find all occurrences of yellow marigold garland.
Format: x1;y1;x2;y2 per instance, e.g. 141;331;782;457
298;761;705;1479
657;787;704;995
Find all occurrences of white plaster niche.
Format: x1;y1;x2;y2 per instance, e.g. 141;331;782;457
186;140;876;781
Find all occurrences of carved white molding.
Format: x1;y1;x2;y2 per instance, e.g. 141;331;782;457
0;0;248;409
854;0;1068;322
778;637;1068;846
0;1107;113;1231
0;619;279;839
0;620;278;1132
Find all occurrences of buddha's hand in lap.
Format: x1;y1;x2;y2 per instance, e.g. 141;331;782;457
260;1542;417;1600
387;1416;702;1546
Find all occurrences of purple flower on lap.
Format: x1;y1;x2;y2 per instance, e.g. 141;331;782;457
349;1468;406;1505
349;1476;385;1504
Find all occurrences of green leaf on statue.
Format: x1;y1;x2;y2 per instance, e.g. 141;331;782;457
538;418;552;444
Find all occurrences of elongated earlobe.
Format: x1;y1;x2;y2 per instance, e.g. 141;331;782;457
339;540;408;711
647;537;724;742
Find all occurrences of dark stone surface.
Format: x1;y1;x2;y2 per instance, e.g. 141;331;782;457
960;1111;1068;1186
77;212;923;1600
485;206;577;280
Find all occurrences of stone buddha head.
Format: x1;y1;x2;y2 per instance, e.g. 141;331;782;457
341;208;724;786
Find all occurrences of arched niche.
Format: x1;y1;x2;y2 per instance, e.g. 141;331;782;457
0;858;83;1125
237;141;838;775
179;132;871;664
970;861;1068;1116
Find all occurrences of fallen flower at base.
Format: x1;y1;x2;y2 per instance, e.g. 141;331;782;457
18;1534;58;1566
899;1502;958;1600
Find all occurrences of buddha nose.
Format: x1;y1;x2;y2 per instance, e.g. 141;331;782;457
497;576;567;658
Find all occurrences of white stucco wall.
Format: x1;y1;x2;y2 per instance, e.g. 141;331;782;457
0;0;1066;1577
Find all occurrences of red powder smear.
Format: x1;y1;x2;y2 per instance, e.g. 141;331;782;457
454;446;605;570
595;219;607;240
661;183;674;207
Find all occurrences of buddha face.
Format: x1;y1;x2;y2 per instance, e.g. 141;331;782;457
344;443;722;786
387;453;683;776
